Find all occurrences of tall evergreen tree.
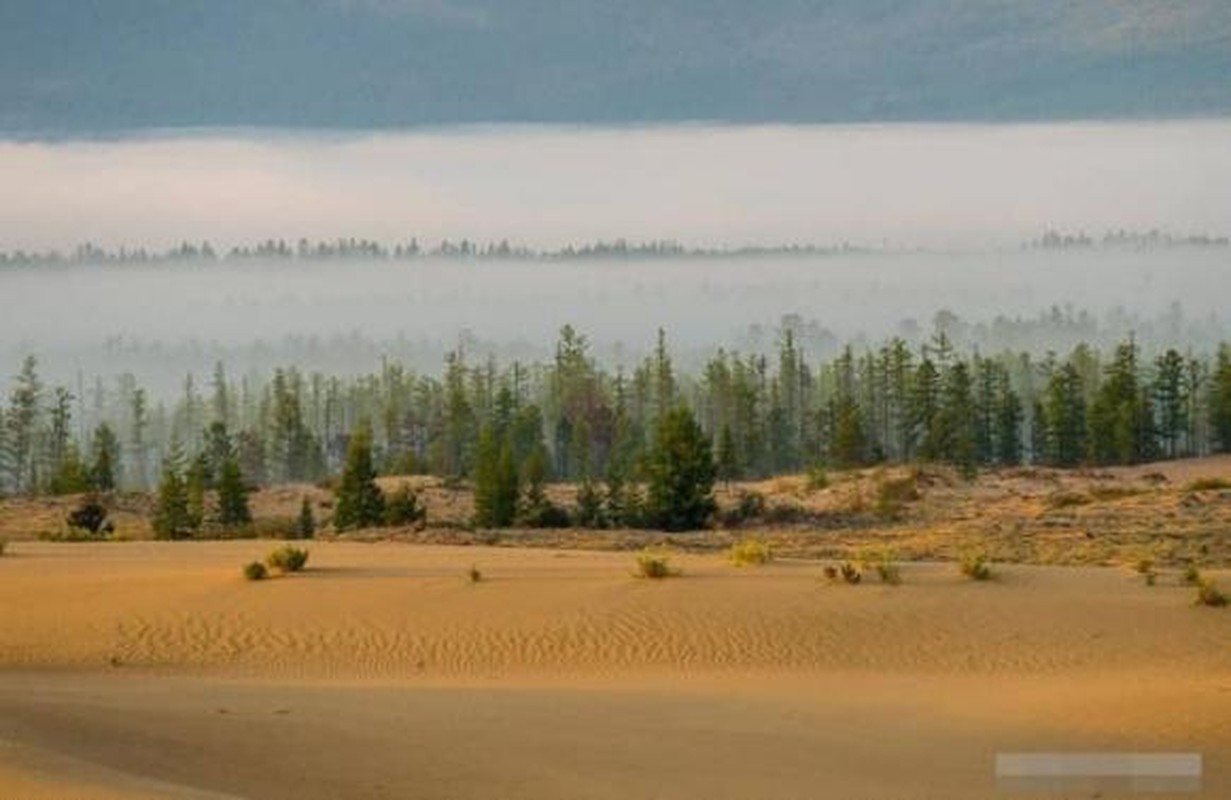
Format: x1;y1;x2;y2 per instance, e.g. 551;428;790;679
333;423;385;531
644;407;716;531
215;457;252;527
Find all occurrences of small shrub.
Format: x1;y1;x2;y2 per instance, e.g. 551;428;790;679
806;465;830;492
874;473;920;519
296;496;316;539
1188;477;1231;492
719;490;767;528
838;561;862;585
518;500;573;529
1194;578;1227;607
1181;565;1201;586
66;496;114;537
960;552;993;581
467;565;483;584
384;485;427;527
243;561;268;581
728;538;773;567
635;550;678;579
875;560;902;585
266;545;309;573
1134;558;1155;575
1144;572;1157;587
0;538;6;556
822;564;839;582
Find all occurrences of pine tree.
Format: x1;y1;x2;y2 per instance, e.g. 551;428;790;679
1045;362;1087;467
216;457;252;528
716;423;739;486
90;423;120;491
333;423;385;531
297;495;316;539
472;425;518;528
645;406;716;531
1212;344;1231;453
152;466;193;540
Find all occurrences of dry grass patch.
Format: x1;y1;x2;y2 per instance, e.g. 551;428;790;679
728;538;773;567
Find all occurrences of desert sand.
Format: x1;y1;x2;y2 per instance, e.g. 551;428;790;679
1;541;1229;798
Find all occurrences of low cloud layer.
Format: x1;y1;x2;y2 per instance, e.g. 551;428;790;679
1;122;1228;252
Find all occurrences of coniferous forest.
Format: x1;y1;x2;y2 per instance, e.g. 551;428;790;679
3;324;1230;526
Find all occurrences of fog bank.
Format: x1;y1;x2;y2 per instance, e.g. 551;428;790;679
1;122;1229;251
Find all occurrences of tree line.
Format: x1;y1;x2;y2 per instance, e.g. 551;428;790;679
3;329;1231;504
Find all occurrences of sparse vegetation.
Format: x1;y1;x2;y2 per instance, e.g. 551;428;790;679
635;550;679;579
296;497;316;539
838;561;862;585
727;538;773;567
806;465;830;492
243;561;268;581
1188;477;1231;492
0;538;7;556
66;496;113;538
874;472;920;519
384;484;428;527
1194;577;1228;607
1182;564;1201;585
960;552;993;581
266;545;309;573
467;565;483;584
719;490;767;528
1135;558;1158;586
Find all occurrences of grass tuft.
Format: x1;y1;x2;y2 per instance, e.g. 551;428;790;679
728;538;773;567
960;552;993;581
266;545;309;573
467;564;483;584
635;550;679;579
1194;577;1228;607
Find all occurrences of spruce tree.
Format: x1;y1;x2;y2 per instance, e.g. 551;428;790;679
216;457;252;528
333;424;385;531
297;495;316;539
645;406;716;531
152;466;194;540
90;423;120;491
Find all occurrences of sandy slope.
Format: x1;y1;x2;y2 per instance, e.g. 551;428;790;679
1;542;1228;798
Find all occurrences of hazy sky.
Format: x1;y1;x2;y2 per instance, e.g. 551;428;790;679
2;121;1229;251
2;1;1229;131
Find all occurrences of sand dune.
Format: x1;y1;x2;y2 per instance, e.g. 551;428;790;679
1;542;1228;797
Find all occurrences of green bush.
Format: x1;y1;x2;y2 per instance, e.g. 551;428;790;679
66;496;113;538
1195;578;1227;607
1181;565;1201;586
960;552;993;581
635;550;678;579
266;545;309;573
384;485;427;527
243;561;268;581
728;538;773;567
